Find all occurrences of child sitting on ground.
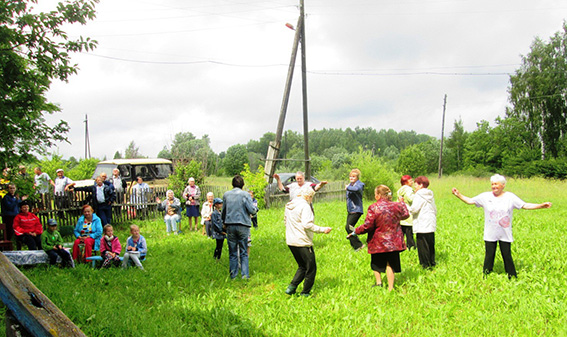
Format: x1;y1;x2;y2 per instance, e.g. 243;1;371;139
100;224;121;268
122;224;147;270
41;219;74;268
211;198;226;261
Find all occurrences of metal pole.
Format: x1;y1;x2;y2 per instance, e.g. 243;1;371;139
438;95;447;178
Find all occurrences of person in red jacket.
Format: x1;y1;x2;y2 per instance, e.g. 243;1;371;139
349;185;409;291
13;200;43;250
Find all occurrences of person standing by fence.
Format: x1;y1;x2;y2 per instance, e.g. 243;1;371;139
51;169;74;217
1;183;23;240
33;167;52;210
130;177;150;219
75;176;116;226
345;169;365;252
183;177;201;232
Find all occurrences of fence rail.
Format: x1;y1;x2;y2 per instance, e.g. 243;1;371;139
11;182;345;227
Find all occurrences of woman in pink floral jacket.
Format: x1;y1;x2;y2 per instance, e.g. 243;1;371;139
350;185;409;291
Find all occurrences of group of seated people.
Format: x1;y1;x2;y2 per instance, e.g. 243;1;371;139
12;202;146;269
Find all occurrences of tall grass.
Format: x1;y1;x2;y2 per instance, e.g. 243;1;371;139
11;176;567;336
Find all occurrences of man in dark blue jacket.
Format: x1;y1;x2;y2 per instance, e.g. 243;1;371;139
75;176;116;225
1;184;23;240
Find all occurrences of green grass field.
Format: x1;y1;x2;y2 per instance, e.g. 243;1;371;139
11;176;567;336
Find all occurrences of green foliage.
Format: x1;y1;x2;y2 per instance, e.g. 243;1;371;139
0;0;98;167
463;120;502;171
160;132;218;175
446;118;468;172
396;144;427;177
37;154;69;179
67;158;99;180
240;164;267;209
167;161;204;199
222;144;249;176
113;151;122;159
124;140;144;159
507;22;567;159
349;149;399;199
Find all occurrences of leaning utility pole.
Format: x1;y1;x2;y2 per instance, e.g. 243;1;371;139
438;95;447;178
264;0;310;182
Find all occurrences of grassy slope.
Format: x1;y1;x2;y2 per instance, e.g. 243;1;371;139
15;176;567;336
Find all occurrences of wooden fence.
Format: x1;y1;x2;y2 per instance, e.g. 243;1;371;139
23;182;345;227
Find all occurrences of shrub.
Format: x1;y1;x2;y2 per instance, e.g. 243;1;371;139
168;161;204;199
347;150;398;200
240;164;267;209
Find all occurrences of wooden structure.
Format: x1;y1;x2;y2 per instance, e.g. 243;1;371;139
0;253;86;336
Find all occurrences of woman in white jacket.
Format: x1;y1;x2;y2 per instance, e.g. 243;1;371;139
406;176;437;269
284;188;332;297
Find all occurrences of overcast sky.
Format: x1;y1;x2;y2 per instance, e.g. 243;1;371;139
42;0;567;160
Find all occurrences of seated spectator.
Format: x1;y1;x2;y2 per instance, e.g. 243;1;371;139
72;205;103;262
122;225;147;270
100;224;121;268
13;200;43;250
41;219;74;268
157;190;181;235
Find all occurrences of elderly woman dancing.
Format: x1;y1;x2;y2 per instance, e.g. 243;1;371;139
349;185;409;291
452;174;552;279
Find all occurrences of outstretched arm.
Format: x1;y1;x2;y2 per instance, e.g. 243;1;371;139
523;202;552;210
452;188;475;205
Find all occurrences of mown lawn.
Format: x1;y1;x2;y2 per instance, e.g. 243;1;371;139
8;176;567;336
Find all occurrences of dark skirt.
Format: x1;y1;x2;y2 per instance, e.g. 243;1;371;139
370;251;402;273
186;205;200;217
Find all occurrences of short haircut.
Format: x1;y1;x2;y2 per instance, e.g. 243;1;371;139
375;185;392;201
400;175;412;186
103;224;113;232
490;174;507;185
232;175;245;188
295;171;305;178
82;204;93;213
414;176;430;188
130;224;139;231
207;192;214;197
350;169;361;179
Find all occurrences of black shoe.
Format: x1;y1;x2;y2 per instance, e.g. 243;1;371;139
285;285;297;295
372;283;383;288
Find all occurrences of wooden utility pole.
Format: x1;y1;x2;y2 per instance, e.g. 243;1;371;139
264;1;310;183
299;0;311;179
438;95;447;178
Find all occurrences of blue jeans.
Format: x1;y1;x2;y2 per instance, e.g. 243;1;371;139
227;224;250;279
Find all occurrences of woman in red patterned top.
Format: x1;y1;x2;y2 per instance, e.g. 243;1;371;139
349;185;409;291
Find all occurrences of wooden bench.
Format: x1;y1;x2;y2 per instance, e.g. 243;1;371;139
86;254;146;268
1;250;68;266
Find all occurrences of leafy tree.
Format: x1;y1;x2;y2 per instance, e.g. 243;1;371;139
349;150;398;200
396;145;427;177
0;0;98;167
124;141;143;159
167;161;203;199
67;157;99;180
222;144;249;176
113;151;122;159
462;120;502;172
240;164;267;209
507;23;567;159
446;119;468;172
163;132;217;175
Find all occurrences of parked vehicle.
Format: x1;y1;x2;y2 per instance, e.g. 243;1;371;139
74;159;174;189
